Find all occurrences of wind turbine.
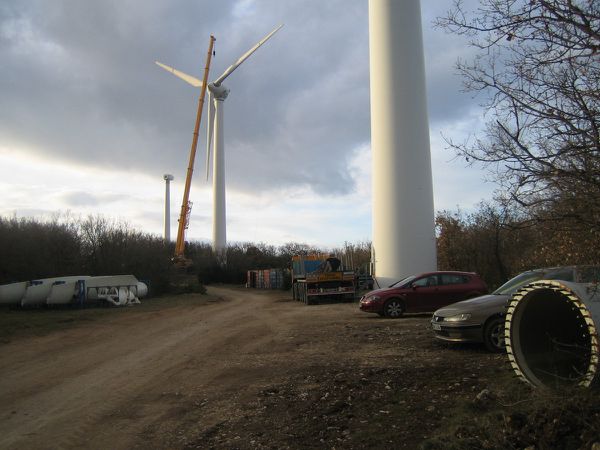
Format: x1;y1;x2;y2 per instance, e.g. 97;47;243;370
156;25;283;256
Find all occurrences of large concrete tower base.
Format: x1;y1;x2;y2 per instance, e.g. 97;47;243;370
369;0;437;287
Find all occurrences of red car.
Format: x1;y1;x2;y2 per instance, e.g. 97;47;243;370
359;271;488;318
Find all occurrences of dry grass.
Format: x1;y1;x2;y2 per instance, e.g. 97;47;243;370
0;291;218;344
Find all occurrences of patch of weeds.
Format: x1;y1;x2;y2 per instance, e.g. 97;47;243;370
171;281;207;295
421;378;600;450
0;307;109;343
0;291;220;343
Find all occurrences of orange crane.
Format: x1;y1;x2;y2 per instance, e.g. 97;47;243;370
157;35;216;265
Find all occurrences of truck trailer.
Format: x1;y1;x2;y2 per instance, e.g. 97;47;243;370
291;254;356;305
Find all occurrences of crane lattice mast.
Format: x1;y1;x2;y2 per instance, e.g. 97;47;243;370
173;35;216;263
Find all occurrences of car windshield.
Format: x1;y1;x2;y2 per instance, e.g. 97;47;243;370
388;275;416;288
493;272;547;295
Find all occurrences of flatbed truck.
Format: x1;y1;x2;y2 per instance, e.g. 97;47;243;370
291;255;356;305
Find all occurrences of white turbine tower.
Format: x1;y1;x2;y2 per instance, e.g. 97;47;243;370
156;25;282;256
163;174;174;242
205;25;282;255
369;0;436;287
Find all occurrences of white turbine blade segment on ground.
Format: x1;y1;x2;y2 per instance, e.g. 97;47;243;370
213;24;283;86
155;61;204;87
206;90;215;181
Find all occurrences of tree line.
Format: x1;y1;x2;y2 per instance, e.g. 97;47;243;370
2;202;599;295
0;215;174;294
436;201;600;290
0;215;372;294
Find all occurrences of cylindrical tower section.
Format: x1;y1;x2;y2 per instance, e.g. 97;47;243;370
506;280;600;388
163;174;174;242
368;0;436;287
212;98;227;254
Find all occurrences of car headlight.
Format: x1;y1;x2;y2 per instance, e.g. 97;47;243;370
363;295;380;302
444;313;472;322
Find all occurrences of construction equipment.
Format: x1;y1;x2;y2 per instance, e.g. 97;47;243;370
291;254;356;305
156;35;216;266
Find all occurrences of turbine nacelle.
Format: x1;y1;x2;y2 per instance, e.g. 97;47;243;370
208;83;230;100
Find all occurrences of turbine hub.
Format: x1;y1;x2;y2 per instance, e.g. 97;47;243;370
209;82;229;100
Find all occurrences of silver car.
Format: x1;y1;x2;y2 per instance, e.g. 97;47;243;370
431;266;600;352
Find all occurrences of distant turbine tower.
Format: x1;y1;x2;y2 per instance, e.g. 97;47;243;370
369;0;436;287
156;25;283;256
163;174;174;241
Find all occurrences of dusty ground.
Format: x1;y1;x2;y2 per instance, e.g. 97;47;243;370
0;286;598;449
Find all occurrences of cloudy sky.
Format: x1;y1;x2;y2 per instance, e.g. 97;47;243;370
0;0;495;248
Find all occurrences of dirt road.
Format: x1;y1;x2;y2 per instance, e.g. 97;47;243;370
0;287;510;449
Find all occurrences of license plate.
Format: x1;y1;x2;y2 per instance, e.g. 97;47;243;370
432;323;441;331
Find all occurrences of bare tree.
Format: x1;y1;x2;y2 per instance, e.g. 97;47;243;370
437;0;600;228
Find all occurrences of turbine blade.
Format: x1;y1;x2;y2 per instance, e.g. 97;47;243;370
155;61;204;87
213;24;283;86
206;91;215;181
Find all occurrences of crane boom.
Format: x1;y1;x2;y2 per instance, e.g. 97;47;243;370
174;35;216;264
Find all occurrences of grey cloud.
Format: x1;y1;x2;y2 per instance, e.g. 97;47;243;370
61;191;101;207
421;0;485;126
1;1;479;199
59;191;127;207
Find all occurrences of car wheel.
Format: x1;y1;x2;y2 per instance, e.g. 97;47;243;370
383;299;404;318
483;317;505;352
